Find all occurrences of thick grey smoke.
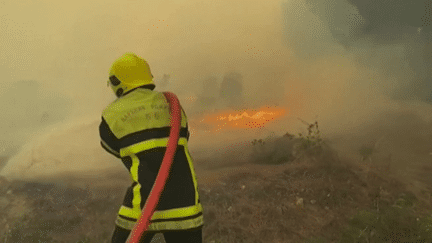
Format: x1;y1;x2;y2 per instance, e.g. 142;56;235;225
158;74;171;88
0;0;291;181
0;80;71;159
276;0;432;138
284;0;432;102
277;0;432;187
219;72;244;109
1;0;432;185
345;0;432;102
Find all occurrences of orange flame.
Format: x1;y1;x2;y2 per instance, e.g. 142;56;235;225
199;106;287;132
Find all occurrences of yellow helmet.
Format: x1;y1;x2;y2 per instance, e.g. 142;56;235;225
108;53;155;97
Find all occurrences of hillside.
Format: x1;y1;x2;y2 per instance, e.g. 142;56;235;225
1;128;432;243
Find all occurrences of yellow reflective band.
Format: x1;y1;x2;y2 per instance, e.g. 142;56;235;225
115;217;136;231
130;155;142;215
101;140;120;157
184;143;199;205
115;213;204;231
119;203;203;221
129;154;139;182
152;203;203;220
147;215;204;231
120;137;188;157
119;205;141;219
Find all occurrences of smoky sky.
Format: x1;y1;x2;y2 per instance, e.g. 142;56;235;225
283;0;432;102
0;0;288;161
2;0;431;140
3;0;432;179
346;0;432;101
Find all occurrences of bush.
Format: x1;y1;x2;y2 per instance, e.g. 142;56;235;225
297;120;324;151
250;120;325;165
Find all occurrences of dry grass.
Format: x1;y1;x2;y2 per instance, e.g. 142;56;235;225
1;121;432;242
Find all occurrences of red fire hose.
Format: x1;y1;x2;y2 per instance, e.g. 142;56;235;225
126;92;182;243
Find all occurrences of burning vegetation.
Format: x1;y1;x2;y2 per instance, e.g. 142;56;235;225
198;106;288;132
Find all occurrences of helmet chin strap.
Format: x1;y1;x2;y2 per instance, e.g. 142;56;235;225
116;88;124;98
109;80;155;99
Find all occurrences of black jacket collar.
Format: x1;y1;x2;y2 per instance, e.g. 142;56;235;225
122;85;155;97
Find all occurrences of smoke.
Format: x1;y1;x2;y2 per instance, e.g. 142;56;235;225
219;72;244;109
305;0;432;102
275;0;432;131
0;80;72;159
158;74;171;88
1;0;432;184
276;0;432;188
0;0;289;180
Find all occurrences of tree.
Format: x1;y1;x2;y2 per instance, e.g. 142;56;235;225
219;72;244;109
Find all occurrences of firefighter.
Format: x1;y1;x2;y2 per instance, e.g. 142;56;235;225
100;53;204;243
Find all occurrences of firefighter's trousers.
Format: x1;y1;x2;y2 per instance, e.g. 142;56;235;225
111;224;203;243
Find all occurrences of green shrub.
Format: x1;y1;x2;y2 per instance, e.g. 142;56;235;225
251;120;324;152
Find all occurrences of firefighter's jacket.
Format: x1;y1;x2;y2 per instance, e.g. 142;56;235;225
99;87;203;232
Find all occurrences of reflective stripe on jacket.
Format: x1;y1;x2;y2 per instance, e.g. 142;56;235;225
99;87;203;231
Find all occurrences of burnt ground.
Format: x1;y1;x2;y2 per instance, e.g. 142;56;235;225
1;134;432;243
